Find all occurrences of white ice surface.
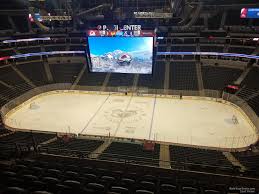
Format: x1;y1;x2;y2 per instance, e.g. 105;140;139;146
4;92;257;148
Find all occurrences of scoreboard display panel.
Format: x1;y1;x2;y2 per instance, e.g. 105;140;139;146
86;25;155;74
240;8;259;18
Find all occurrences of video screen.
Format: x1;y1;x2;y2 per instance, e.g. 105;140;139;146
240;8;259;18
87;37;153;74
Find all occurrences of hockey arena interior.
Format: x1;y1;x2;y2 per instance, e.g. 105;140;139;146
0;0;259;193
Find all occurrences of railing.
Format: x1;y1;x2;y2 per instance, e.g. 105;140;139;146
0;83;258;150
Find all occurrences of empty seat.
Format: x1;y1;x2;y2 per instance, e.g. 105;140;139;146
182;186;199;194
23;174;39;188
31;167;44;175
141;175;156;182
96;168;109;176
5;177;24;188
65;165;78;172
30;181;47;192
121;178;135;185
82;166;93;174
204;190;221;194
63;180;81;188
63;180;84;194
42;177;59;185
110;186;129;194
100;175;116;185
1;171;16;178
55;184;70;194
86;183;105;193
110;171;122;179
42;177;59;192
136;190;154;194
139;181;156;191
160;184;178;194
3;187;27;194
23;174;38;182
83;173;97;183
64;171;79;180
14;165;27;173
45;169;62;178
120;178;136;191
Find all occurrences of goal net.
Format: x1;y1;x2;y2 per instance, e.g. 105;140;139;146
29;102;39;110
232;115;239;124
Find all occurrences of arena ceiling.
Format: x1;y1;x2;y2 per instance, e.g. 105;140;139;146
1;0;259;32
2;0;259;10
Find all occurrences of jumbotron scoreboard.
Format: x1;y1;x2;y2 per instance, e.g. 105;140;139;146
86;24;155;74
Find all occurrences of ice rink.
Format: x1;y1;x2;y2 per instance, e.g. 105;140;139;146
4;91;258;149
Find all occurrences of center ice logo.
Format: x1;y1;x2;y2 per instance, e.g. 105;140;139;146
104;106;146;123
111;109;138;118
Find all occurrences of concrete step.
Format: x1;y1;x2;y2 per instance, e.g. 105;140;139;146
40;137;58;146
159;144;171;169
89;139;112;159
101;73;111;91
71;63;87;90
223;152;246;172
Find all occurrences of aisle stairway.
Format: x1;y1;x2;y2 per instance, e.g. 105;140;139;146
159;144;171;169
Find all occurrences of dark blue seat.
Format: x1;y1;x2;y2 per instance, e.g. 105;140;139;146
3;187;27;194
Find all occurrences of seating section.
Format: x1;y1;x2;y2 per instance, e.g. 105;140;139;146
247;95;259;116
78;71;107;86
40;138;104;157
236;67;259;116
16;62;48;85
99;142;160;166
0;84;9;106
0;49;15;57
236;87;257;100
200;45;224;52
18;47;41;54
170;46;196;52
202;65;242;90
69;45;85;51
169;145;233;171
241;67;259;89
152;61;165;89
169;62;198;90
138;74;154;88
238;87;259;116
0;131;56;159
108;73;134;87
232;151;259;176
0;157;257;194
0;66;25;86
138;61;165;89
0;66;35;102
45;45;66;52
50;63;83;83
0;82;34;105
0;127;9;135
228;47;255;54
